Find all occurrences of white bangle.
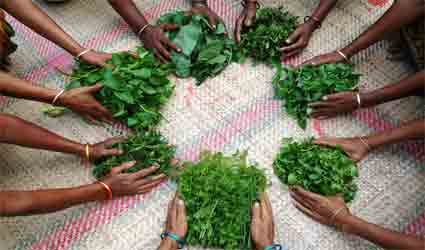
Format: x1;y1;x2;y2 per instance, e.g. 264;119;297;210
52;89;65;106
75;48;92;60
336;50;350;64
137;24;151;37
356;93;362;109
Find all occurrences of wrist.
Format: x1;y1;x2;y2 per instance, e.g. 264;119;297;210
340;214;361;235
159;237;179;250
304;16;321;30
192;0;207;7
255;241;274;250
340;47;355;60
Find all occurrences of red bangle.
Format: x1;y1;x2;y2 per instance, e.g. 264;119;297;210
97;181;113;200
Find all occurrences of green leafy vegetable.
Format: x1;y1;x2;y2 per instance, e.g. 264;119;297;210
272;63;360;129
240;7;299;63
273;138;358;202
158;11;242;85
93;130;176;179
68;47;174;130
178;151;267;250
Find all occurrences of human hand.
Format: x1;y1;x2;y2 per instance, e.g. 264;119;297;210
235;1;257;43
187;5;227;33
314;137;370;162
165;193;188;239
309;91;359;119
140;24;181;63
290;186;351;227
280;21;316;59
101;162;168;197
251;193;275;250
79;50;113;67
300;50;347;67
87;136;127;161
59;83;114;124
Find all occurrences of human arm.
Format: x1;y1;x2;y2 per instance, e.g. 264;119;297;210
235;0;257;43
0;0;112;66
302;0;425;66
281;0;337;58
0;162;167;216
0;71;114;123
0;113;127;160
290;186;425;250
107;0;180;62
309;70;425;119
158;193;188;250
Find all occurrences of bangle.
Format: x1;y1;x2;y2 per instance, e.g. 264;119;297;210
330;207;345;224
52;89;65;106
356;93;362;109
160;232;186;249
137;23;151;37
304;16;321;29
265;244;283;250
359;137;371;151
85;144;91;161
97;181;113;200
336;50;351;64
75;48;92;60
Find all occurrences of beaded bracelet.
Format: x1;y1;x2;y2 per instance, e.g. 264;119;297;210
160;232;186;249
265;244;284;250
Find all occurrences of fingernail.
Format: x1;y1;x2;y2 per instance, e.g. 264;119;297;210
254;202;260;208
130;161;137;164
322;96;328;101
286;39;291;44
118;150;124;154
178;199;184;206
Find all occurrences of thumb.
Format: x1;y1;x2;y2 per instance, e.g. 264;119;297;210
244;9;256;27
251;202;261;222
286;28;301;45
87;83;103;94
322;92;349;101
110;161;137;175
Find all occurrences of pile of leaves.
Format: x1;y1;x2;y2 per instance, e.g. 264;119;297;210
272;63;360;129
239;7;298;63
273;138;358;202
93;130;176;179
158;11;243;85
178;151;267;250
67;47;174;130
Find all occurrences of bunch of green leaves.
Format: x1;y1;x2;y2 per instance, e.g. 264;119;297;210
67;47;174;130
272;63;360;129
178;151;267;250
93;130;176;179
273;138;358;202
239;7;299;63
158;11;243;85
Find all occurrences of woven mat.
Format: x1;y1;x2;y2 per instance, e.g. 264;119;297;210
0;0;424;250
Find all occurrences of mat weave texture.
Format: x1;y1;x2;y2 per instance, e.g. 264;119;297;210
0;0;424;250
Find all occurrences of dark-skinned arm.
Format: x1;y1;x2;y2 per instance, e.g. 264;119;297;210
341;0;425;58
107;0;149;35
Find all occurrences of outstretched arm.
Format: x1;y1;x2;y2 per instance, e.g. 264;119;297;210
0;0;112;66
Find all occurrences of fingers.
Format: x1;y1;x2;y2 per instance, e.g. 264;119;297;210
157;43;172;61
159;23;179;32
83;114;103;126
308;102;333;108
251;201;261;223
131;165;160;180
162;36;181;53
291;186;323;202
135;173;167;186
313;137;339;148
280;32;302;52
87;83;103;93
235;13;245;43
176;196;187;223
93;104;115;124
207;14;217;30
293;200;324;223
244;8;256;27
102;136;128;148
321;92;349;101
110;161;137;175
103;148;124;157
137;177;167;194
154;50;167;64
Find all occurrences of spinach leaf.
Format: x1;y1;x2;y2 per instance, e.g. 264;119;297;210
178;151;267;250
272;63;360;129
273;138;358;202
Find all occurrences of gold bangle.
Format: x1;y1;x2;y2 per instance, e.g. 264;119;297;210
330;207;345;224
52;89;65;106
336;50;351;64
85;144;90;161
97;181;113;200
75;48;92;60
359;137;371;151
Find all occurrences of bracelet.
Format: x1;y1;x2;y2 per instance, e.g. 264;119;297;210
265;244;283;250
330;207;345;224
97;181;113;200
137;23;151;37
52;89;65;106
75;48;92;60
160;232;186;249
359;137;371;151
304;16;321;29
356;93;362;109
85;144;91;161
336;50;351;64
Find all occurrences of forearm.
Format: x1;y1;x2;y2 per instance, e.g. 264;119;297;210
341;0;425;58
0;183;106;216
364;119;425;150
0;114;85;156
342;215;425;249
362;70;425;107
159;238;179;250
0;0;85;56
310;0;338;22
0;71;61;104
108;0;149;34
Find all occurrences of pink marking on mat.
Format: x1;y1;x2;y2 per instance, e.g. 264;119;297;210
404;212;425;235
354;109;425;162
313;119;325;137
367;0;390;7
